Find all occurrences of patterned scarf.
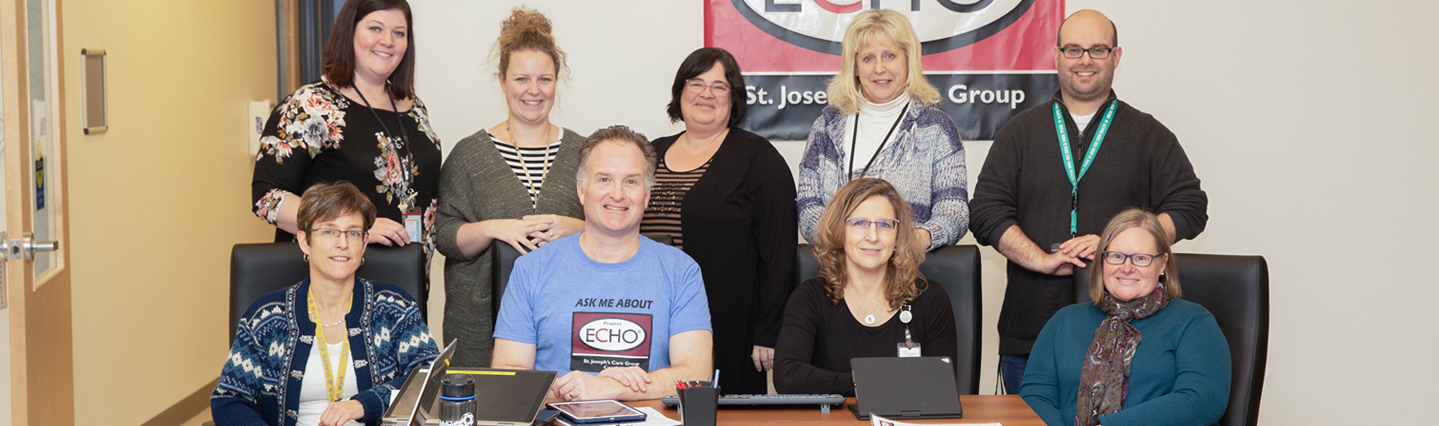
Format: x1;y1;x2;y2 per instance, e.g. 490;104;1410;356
1074;282;1169;426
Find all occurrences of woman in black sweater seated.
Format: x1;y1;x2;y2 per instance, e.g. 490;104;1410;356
774;178;957;395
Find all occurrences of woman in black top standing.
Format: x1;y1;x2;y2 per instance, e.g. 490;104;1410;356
641;47;797;395
252;0;441;262
774;178;956;396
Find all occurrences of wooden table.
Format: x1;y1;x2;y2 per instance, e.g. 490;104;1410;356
628;395;1044;425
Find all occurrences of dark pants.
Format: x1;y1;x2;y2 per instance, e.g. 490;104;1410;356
1000;354;1030;395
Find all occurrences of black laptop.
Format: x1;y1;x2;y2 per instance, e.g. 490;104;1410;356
848;356;964;420
381;339;557;426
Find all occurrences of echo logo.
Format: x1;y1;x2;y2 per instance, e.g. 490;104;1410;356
578;318;648;352
731;0;1035;55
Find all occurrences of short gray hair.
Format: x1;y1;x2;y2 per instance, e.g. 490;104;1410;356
576;125;657;189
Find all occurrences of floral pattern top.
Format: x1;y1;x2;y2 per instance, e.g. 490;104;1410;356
251;82;442;257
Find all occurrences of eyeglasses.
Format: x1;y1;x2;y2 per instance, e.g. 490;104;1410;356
685;79;731;97
1101;251;1160;267
845;218;899;235
311;228;366;243
1059;45;1114;59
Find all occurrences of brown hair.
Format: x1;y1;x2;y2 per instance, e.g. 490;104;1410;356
296;181;377;240
493;7;568;81
813;178;926;309
576;125;657;189
323;0;416;100
1087;208;1181;303
666;47;747;127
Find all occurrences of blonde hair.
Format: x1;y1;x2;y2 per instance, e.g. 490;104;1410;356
1087;208;1182;303
492;7;568;81
813;178;927;310
826;9;939;115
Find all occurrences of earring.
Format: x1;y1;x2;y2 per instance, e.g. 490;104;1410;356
360;257;366;266
303;253;309;263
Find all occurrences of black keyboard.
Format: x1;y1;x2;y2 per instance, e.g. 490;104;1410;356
659;394;846;413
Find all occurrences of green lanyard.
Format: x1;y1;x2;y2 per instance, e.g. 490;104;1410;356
1052;100;1117;237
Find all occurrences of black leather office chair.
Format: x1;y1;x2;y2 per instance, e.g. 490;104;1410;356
490;234;673;323
796;244;983;394
1073;253;1269;426
228;242;428;341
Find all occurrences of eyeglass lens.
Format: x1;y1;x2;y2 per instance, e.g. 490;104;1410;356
1103;251;1154;267
1062;46;1111;59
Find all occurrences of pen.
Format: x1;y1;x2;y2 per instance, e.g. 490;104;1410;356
713;369;720;385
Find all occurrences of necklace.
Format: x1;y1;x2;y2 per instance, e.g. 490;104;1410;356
506;120;554;206
350;81;417;212
856;297;881;325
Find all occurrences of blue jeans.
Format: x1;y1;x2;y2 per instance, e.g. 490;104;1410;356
1000;354;1029;395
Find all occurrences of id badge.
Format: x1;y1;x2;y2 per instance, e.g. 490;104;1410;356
403;212;423;243
897;342;922;358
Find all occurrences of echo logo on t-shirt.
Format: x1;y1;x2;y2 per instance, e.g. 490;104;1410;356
578;317;648;352
571;312;653;372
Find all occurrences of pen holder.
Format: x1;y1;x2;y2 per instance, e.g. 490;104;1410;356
676;382;719;426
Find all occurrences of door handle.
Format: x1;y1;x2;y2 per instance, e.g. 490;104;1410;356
21;233;58;262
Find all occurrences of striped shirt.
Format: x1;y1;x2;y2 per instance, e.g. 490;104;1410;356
641;157;712;250
490;135;561;207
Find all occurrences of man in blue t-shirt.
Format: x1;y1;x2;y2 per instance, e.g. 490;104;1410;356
492;125;713;402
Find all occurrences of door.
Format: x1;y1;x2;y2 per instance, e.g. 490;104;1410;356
3;0;73;424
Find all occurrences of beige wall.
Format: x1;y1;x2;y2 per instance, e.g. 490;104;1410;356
60;0;274;424
412;0;1439;424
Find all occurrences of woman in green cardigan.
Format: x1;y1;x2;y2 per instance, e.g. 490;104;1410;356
433;7;583;367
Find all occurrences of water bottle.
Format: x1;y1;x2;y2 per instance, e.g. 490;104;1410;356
438;374;476;426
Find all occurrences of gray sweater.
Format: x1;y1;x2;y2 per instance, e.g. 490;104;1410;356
435;128;585;367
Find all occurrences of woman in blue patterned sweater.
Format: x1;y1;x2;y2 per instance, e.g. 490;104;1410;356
797;9;968;251
212;181;438;426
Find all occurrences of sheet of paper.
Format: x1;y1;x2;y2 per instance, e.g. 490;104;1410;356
628;407;680;426
871;413;1002;426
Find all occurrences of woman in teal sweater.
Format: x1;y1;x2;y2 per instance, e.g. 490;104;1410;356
1020;209;1229;426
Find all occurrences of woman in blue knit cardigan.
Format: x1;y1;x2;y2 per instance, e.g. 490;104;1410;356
212;181;438;426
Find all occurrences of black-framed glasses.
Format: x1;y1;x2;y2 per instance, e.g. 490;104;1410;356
1059;45;1114;59
312;228;366;243
684;79;731;96
846;218;899;235
1101;251;1160;267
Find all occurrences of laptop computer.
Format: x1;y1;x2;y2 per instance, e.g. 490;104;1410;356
383;340;558;426
848;356;964;420
383;339;459;426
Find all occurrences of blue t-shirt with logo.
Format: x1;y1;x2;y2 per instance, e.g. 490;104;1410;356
493;233;712;375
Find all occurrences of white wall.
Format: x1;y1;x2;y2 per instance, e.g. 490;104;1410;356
414;1;1439;424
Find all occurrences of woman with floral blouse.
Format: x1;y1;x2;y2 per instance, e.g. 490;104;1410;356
251;0;441;270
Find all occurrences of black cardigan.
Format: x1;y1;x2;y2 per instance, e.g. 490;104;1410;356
650;128;798;394
773;277;958;396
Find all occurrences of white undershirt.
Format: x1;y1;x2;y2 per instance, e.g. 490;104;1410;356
845;92;911;175
297;340;363;426
1071;111;1096;138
